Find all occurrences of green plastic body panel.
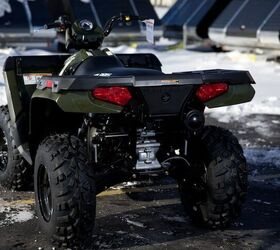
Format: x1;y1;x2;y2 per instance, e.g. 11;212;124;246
205;84;255;108
59;49;109;75
32;89;122;113
59;49;91;75
33;49;122;113
3;70;22;123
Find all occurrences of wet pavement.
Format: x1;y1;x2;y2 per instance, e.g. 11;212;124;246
0;114;279;250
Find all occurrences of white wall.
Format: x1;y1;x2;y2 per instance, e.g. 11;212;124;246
150;0;176;7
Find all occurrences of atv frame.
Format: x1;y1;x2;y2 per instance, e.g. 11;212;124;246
4;54;254;167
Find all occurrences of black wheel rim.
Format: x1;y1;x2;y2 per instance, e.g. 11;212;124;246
38;164;53;222
0;130;8;173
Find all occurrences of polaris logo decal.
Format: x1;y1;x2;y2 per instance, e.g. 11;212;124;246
161;79;180;84
161;93;171;103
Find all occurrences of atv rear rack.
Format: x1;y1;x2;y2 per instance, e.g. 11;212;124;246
37;69;255;93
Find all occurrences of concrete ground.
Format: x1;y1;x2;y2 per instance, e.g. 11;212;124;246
0;114;279;250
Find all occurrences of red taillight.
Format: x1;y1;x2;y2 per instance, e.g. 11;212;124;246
92;87;132;106
196;83;229;102
46;80;54;88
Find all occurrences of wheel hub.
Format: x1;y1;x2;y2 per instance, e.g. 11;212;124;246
38;165;53;222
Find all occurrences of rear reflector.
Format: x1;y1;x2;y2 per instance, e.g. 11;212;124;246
92;87;132;106
196;83;229;102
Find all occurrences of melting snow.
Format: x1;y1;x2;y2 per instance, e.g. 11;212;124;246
125;218;145;228
245;120;275;137
162;215;187;223
0;199;34;226
10;210;34;223
245;148;280;168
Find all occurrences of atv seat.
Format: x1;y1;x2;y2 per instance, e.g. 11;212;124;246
74;56;163;76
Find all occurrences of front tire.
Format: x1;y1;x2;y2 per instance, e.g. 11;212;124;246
179;126;248;229
34;134;96;248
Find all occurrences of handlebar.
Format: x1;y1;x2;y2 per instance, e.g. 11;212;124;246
43;15;72;31
43;14;146;37
104;14;146;37
44;22;62;30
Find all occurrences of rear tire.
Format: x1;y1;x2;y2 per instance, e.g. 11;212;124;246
0;105;30;190
179;126;247;229
34;134;96;248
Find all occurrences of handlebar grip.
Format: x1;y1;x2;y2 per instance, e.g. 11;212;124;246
123;15;146;22
137;16;147;21
43;22;61;30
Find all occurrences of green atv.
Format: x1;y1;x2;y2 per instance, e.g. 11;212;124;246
0;15;255;247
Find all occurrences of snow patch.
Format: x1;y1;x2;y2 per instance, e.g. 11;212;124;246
0;199;34;227
111;181;139;190
207;96;280;123
0;0;11;18
0;49;54;105
10;210;34;223
125;218;145;228
162;215;187;223
245;120;274;136
245;148;280;168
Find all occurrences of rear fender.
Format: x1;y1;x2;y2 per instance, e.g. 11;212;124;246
29;97;85;158
32;89;123;113
204;84;255;108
